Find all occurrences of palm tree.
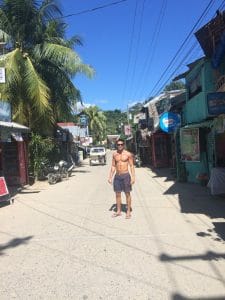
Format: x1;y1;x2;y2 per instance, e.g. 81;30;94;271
0;0;94;133
84;106;106;144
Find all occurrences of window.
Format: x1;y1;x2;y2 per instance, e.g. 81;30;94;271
187;72;202;99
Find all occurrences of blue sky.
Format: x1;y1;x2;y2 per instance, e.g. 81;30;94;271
62;0;224;111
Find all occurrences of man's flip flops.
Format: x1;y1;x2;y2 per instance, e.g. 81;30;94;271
112;212;122;218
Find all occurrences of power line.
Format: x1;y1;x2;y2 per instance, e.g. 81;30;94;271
127;0;147;101
151;0;225;98
133;0;167;101
120;0;139;109
148;0;216;97
57;0;129;19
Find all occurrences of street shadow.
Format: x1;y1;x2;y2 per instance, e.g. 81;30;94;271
150;168;225;242
172;293;225;300
160;251;225;262
0;235;33;256
73;170;90;173
151;167;176;182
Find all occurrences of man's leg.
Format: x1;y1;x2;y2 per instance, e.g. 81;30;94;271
125;192;131;218
115;192;122;214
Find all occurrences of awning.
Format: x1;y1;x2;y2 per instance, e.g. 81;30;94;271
183;120;213;129
0;121;29;132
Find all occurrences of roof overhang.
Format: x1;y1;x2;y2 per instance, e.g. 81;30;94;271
0;121;30;132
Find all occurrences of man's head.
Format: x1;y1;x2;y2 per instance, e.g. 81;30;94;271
116;138;125;150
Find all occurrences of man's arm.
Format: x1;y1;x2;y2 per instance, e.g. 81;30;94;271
128;153;135;184
108;154;116;184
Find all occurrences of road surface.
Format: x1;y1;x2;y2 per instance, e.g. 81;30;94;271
1;150;225;299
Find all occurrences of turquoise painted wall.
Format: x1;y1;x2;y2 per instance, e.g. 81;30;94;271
185;152;208;183
184;59;215;123
183;58;215;183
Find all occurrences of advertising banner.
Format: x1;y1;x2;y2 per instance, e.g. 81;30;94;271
159;112;181;133
207;92;225;115
180;128;200;162
124;124;131;136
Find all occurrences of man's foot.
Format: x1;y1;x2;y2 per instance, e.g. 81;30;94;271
125;214;131;219
112;212;122;218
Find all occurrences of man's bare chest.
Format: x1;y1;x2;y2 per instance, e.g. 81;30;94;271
114;153;129;163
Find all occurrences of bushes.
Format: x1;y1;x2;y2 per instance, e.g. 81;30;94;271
29;133;59;179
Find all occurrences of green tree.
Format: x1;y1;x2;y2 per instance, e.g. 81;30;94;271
83;106;106;144
0;0;94;134
104;109;127;136
164;80;185;91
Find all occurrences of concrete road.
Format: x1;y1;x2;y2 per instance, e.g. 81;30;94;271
1;150;225;299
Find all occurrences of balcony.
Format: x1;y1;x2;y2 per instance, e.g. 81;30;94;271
216;75;225;91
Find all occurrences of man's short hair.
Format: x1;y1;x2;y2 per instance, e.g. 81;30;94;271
116;138;125;145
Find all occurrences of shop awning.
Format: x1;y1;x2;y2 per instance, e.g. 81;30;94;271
183;120;213;129
0;121;29;132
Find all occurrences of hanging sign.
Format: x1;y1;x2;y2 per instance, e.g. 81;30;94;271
124;124;131;136
80;114;88;126
159;112;181;133
0;101;11;121
0;67;6;83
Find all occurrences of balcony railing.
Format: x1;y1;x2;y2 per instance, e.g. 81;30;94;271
216;75;225;91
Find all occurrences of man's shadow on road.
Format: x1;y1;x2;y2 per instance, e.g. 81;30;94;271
109;204;132;213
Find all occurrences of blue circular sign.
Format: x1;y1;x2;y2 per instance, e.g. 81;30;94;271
159;112;180;133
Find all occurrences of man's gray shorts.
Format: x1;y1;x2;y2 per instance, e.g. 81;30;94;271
113;172;132;193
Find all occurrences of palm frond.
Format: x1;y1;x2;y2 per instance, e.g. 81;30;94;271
3;48;22;89
0;8;12;36
35;42;95;77
39;0;62;22
23;56;50;114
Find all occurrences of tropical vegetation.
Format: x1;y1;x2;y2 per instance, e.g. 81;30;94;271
0;0;94;134
83;106;106;144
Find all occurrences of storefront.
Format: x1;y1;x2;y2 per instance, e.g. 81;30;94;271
179;120;214;184
0;121;30;186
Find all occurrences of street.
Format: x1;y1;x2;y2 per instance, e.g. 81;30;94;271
1;150;225;299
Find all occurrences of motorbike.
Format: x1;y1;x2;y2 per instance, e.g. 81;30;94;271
135;155;141;168
58;160;74;178
47;163;62;184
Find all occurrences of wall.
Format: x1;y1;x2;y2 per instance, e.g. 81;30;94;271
184;59;215;123
182;59;215;183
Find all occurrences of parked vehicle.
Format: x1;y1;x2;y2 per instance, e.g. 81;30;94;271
58;160;74;178
47;163;62;184
89;147;106;166
135;154;141;168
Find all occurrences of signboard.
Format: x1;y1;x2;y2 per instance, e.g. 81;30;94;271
80;114;88;126
207;92;225;115
124;124;131;136
0;177;9;197
180;128;200;162
159;112;181;133
0;101;11;121
0;67;6;83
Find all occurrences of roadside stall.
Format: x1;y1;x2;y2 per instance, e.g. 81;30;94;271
0;121;30;186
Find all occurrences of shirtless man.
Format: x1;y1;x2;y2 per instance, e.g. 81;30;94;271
108;138;135;219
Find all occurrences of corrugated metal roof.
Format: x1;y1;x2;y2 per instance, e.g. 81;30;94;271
0;121;29;131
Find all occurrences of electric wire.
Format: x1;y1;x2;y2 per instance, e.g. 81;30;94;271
147;0;216;97
133;0;167;101
57;0;129;19
127;0;147;103
121;0;139;110
150;0;225;98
